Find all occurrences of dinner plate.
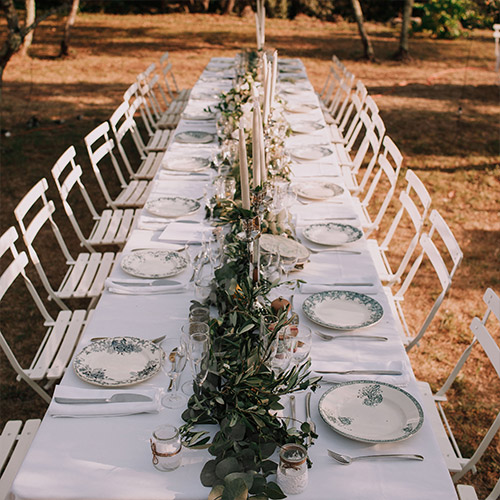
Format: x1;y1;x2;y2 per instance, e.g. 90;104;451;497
318;381;424;443
260;234;310;262
291;146;333;161
279;66;303;74
285;103;318;114
73;337;164;387
181;111;216;121
121;249;188;278
293;182;343;201
145;196;201;218
303;223;362;246
175;131;216;144
302;290;383;330
290;121;325;134
163;157;210;172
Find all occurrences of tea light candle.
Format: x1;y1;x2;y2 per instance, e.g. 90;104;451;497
150;425;182;471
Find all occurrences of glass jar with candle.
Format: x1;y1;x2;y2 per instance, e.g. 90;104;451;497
277;443;308;494
150;425;182;471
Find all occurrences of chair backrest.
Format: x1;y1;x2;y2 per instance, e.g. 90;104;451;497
399;209;463;350
124;82;156;138
159;51;180;100
338;80;368;143
363;95;379;120
84;121;129;210
327;71;355;122
359;135;403;236
0;227;54;403
137;70;167;125
51;145;101;253
14;179;74;310
109;100;147;179
437;289;500;485
380;169;432;286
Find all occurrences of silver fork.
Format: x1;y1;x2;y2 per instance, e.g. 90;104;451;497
327;449;424;465
314;330;388;342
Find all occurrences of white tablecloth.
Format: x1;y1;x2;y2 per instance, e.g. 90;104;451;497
10;57;458;500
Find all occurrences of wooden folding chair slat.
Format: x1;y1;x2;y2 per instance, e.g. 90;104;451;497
145;129;172;151
0;420;40;500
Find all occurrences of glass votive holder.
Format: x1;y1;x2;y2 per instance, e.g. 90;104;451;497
194;276;213;303
189;306;210;323
150;424;182;471
277;443;308;495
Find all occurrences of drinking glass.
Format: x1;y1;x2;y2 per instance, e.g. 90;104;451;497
189;306;210;323
187;332;210;391
194;276;213;303
281;252;299;282
203;188;216;221
160;337;187;409
150;424;182;471
261;252;281;282
286;325;312;365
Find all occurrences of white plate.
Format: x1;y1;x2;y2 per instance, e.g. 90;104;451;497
279;66;303;74
290;121;325;134
181;111;216;121
293;182;343;201
291;146;333;161
319;381;424;443
145;196;201;218
163;157;210;172
175;131;216;144
303;290;383;330
73;337;164;387
285;103;318;114
260;234;310;262
121;250;188;278
303;223;362;246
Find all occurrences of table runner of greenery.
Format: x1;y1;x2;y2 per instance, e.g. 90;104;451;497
179;52;319;500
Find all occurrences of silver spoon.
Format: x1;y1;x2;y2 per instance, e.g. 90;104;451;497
327;449;424;465
314;330;387;342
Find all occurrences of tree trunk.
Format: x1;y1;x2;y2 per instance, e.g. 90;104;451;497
223;0;235;15
349;0;375;61
60;0;79;57
394;0;414;61
19;0;35;57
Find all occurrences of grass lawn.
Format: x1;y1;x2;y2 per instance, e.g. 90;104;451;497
1;12;499;496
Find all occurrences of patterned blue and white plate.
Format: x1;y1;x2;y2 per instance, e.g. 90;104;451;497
319;381;424;443
121;250;188;279
74;337;164;387
303;223;362;246
145;196;201;218
303;290;383;330
175;131;216;143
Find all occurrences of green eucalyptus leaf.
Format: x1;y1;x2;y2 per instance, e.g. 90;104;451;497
201;460;218;487
260;460;278;476
224;472;255;490
259;442;276;459
208;484;225;500
228;420;247;441
222;478;248;500
215;456;241;479
265;481;287;499
248;474;267;495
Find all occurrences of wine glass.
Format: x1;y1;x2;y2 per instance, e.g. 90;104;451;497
261;252;281;282
186;332;210;393
160;337;187;409
280;251;299;282
286;325;312;366
203;188;216;221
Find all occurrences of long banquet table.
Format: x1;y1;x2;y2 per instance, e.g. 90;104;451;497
10;57;459;500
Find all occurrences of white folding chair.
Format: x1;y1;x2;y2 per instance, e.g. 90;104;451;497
457;478;500;500
0;227;91;402
159;51;191;102
384;209;463;351
84;121;151;209
367;169;431;285
493;24;500;75
338;111;386;193
416;289;499;483
329;80;368;145
323;70;355;126
109;101;170;180
137;67;185;131
0;419;41;498
123;82;157;139
14;179;118;309
51;146;139;251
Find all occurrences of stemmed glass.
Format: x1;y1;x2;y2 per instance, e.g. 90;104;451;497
160;337;187;409
286;325;312;366
280;252;299;282
203;188;216;221
186;332;210;393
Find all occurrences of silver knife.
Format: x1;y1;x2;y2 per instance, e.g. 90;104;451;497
110;279;181;287
315;370;402;375
290;395;296;428
305;392;315;445
54;394;153;404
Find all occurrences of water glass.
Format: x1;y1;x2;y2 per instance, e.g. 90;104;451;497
187;332;210;390
189;306;210;323
150;425;182;471
286;325;312;365
160;337;187;409
194;276;213;303
261;252;281;282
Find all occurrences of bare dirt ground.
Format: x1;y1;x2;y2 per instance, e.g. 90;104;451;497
1;13;499;496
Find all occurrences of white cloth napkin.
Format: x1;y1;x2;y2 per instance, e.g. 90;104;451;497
104;277;190;295
158;221;212;244
312;360;409;386
48;386;160;418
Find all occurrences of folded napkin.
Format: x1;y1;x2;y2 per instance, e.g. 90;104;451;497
104;277;190;295
290;163;340;178
158;171;212;182
312;360;410;386
48;385;160;418
159;221;213;244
